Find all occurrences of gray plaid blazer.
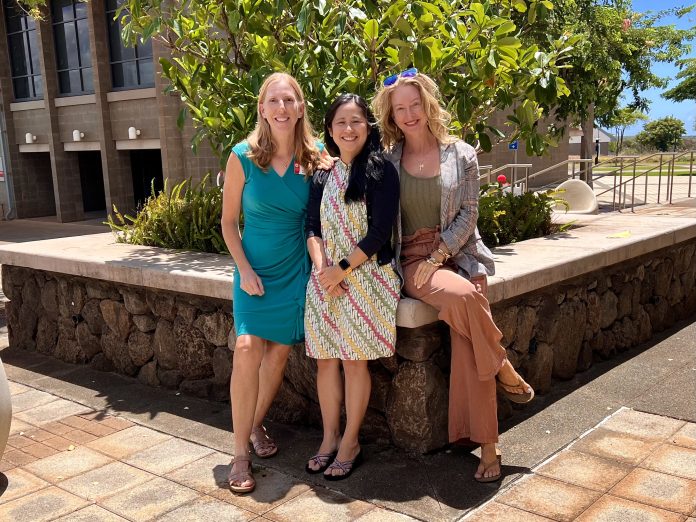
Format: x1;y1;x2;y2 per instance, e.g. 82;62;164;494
386;139;495;279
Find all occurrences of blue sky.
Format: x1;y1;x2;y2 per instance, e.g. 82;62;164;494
621;0;696;136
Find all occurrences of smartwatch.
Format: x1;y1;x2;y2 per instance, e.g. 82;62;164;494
338;258;352;273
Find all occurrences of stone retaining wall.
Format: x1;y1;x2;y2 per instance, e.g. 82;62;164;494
2;238;695;453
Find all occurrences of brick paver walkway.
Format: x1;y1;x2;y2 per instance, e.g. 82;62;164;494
0;382;412;521
465;408;696;521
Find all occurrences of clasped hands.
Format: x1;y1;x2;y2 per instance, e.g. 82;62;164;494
316;265;348;298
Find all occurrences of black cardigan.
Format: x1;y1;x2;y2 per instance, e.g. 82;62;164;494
305;162;400;266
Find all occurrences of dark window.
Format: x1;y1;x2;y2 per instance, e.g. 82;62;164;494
52;0;93;95
3;0;43;100
106;0;154;90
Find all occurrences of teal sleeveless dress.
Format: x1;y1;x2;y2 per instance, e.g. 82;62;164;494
231;141;312;345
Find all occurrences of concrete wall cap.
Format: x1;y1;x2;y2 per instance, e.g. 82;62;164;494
0;212;694;328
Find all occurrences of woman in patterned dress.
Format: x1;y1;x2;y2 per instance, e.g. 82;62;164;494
304;94;400;480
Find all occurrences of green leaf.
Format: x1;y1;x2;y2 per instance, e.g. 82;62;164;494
363;19;379;44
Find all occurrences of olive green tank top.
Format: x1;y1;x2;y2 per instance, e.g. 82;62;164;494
400;165;441;236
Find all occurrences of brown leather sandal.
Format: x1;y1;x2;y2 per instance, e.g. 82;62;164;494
228;455;255;494
496;376;535;404
250;425;278;458
474;449;502;483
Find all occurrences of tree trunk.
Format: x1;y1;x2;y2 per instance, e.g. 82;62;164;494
579;104;594;187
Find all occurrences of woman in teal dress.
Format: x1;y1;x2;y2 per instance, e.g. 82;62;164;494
221;72;323;494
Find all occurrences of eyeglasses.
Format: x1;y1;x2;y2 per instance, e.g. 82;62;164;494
383;67;418;86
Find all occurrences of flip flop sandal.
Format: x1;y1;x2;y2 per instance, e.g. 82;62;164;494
324;450;363;481
474;450;502;483
496;377;535;404
250;425;278;458
305;451;338;474
228;455;255;494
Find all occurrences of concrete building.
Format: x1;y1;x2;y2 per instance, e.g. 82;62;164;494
568;126;615;157
0;1;574;222
0;0;218;222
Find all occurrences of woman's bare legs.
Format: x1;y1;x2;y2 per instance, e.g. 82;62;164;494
229;334;265;488
307;359;343;471
251;341;292;429
325;360;370;477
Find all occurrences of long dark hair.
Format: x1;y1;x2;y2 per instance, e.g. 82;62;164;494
322;94;386;203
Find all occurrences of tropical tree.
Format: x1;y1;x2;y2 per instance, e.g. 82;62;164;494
106;0;577;160
635;116;686;152
603;107;648;155
663;58;696;102
516;1;695;170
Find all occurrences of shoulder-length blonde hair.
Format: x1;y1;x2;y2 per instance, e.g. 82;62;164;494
247;72;320;175
372;72;457;150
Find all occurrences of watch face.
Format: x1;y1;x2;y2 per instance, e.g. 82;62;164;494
339;258;351;271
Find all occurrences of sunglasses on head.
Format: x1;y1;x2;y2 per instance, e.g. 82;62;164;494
383;67;418;86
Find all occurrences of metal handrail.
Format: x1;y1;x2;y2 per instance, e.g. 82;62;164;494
594;151;694;211
479;163;533;191
529;158;594;185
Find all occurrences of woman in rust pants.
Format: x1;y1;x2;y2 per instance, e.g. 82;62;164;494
373;70;534;482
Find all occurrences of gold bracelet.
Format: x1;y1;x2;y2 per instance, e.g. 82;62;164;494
426;256;443;267
437;247;451;260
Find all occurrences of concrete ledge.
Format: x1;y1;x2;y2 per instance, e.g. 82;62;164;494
1;211;695;328
54;94;96;107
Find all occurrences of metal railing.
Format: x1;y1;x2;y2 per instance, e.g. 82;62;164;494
479;163;533;191
592;151;695;211
528;158;595;186
480;151;696;212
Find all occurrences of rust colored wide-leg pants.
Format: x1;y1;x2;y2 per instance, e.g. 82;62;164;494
401;228;506;444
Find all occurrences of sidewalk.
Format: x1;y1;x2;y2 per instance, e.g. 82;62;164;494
1;310;695;520
1;212;695;521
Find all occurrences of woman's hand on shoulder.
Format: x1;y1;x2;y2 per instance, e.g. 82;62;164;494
238;266;265;296
316;149;337;171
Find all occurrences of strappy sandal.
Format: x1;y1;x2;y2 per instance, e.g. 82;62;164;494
474;449;502;483
228;455;255;494
496;376;535;404
305;451;338;474
250;425;278;458
324;450;363;481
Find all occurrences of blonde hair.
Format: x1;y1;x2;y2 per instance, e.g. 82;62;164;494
247;72;320;175
372;72;457;150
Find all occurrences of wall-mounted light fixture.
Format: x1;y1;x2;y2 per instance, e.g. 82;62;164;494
72;129;85;142
25;133;37;144
128;126;141;140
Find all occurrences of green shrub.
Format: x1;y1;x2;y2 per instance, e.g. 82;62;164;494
478;183;569;247
108;175;567;255
107;174;229;254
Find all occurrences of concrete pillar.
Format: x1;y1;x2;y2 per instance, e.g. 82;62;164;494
86;1;134;216
35;10;84;222
153;40;185;184
0;3;56;219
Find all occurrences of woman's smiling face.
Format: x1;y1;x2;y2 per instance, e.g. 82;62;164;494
259;78;304;136
390;84;427;137
329;101;369;163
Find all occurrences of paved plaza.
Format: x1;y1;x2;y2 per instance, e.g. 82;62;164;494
0;197;695;521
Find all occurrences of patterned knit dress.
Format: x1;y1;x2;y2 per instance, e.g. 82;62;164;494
304;161;400;360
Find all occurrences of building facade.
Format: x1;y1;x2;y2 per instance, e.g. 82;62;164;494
0;1;572;222
0;0;219;222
